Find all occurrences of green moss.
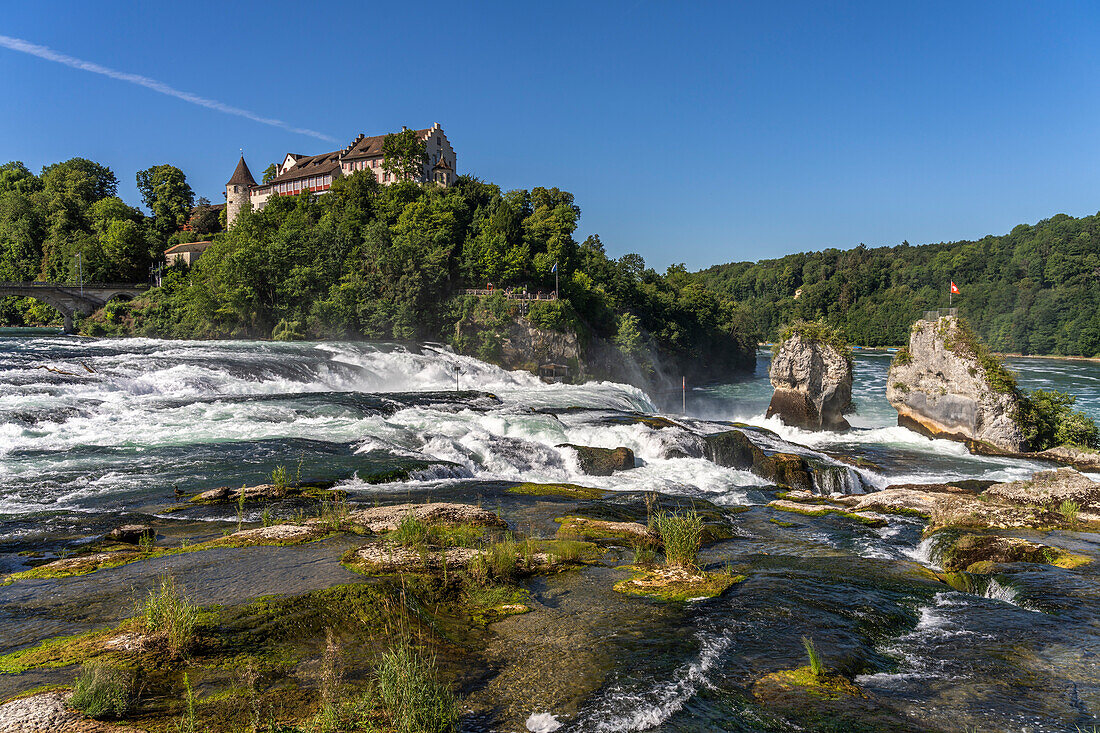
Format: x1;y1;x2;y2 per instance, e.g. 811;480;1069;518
529;538;603;563
3;526;334;585
612;566;743;602
761;666;866;700
773;319;853;367
554;516;655;545
507;482;607;500
770;518;798;527
0;627;122;674
942;317;1019;395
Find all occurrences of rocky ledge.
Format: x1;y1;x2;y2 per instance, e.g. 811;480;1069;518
845;467;1100;531
344;502;507;533
766;327;853;431
886;316;1027;452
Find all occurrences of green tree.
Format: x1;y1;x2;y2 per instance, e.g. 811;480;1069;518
381;128;428;182
262;164;278;184
135;164;194;238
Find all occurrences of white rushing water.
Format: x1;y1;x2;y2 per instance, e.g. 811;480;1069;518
0;338;1086;518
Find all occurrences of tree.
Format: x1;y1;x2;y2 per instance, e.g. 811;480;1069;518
189;197;221;237
381;129;428;181
0;162;41;196
262;164;278;184
136;165;194;238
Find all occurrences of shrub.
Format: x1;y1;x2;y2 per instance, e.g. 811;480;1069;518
1023;388;1100;450
376;640;458;733
802;636;825;678
1055;410;1100;449
654;509;703;568
893;346;913;366
142;574;198;659
70;660;132;719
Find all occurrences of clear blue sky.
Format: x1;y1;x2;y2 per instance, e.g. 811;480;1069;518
3;1;1100;270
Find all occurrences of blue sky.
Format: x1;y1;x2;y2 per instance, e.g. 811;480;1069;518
3;1;1100;270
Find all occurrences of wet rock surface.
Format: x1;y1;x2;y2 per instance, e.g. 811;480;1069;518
345;502;507;533
766;332;853;431
886;316;1027;452
104;525;153;544
557;444;635;476
0;691;143;733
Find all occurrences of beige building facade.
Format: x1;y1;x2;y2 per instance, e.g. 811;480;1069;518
226;124;456;225
164;240;214;267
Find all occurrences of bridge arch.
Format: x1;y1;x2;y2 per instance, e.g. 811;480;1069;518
0;282;149;333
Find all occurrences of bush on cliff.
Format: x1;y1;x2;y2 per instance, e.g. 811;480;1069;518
1022;389;1100;450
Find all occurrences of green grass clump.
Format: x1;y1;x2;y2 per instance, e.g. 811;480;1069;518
272;465;290;490
654;509;703;568
69;660;132;719
142;574;197;659
376;639;458;733
390;511;432;549
802;636;825;678
1059;499;1081;526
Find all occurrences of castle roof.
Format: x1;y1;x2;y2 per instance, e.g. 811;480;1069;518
341;128;433;160
227;156;257;186
266;150;342;185
432;156;453;170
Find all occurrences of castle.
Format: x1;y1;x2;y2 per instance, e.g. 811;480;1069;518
225;123;456;225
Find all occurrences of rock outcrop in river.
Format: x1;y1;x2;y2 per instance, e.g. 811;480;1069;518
766;324;853;431
886;315;1028;452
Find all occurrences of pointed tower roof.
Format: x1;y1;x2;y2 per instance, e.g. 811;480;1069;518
227;155;257;186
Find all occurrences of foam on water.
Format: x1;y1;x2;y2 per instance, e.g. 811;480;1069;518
575;629;733;732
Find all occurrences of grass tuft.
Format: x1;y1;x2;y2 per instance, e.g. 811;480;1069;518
654;509;703;568
1059;499;1081;526
70;660;132;719
142;574;198;659
802;635;825;678
376;639;458;733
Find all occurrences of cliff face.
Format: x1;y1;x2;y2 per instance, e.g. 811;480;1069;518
886;316;1027;452
766;333;853;431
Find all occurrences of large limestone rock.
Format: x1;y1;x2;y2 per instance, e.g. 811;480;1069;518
886;316;1027;452
766;331;853;431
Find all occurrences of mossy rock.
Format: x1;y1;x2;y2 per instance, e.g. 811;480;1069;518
555;516;657;546
753;666;866;701
2;524;334;585
507;482;608;500
613;565;743;602
938;532;1092;572
768;501;887;527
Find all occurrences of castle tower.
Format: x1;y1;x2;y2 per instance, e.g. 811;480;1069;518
225;155;257;226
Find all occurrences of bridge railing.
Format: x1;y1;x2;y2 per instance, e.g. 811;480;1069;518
0;282;149;289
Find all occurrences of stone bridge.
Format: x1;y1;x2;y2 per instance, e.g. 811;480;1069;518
0;282;149;333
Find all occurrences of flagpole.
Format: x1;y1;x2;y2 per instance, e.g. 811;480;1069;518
949;281;952;308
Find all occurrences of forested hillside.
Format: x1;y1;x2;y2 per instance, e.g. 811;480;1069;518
0;157;756;389
696;212;1100;356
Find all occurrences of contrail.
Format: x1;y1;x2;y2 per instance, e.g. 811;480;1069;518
0;35;337;142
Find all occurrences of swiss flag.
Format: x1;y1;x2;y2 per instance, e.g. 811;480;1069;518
950;281;960;294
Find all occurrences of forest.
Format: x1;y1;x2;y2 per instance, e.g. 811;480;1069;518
0;157;756;387
695;213;1100;356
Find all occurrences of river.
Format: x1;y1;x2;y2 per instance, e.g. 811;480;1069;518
1;336;1098;731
